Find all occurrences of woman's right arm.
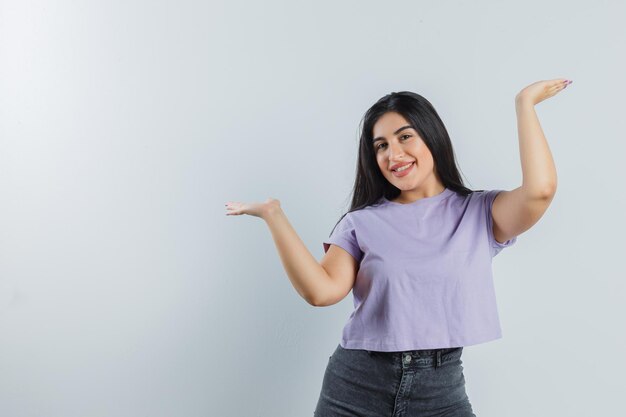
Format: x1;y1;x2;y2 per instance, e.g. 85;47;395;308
262;204;338;306
226;198;354;306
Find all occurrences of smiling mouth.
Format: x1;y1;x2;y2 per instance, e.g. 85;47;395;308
392;162;415;172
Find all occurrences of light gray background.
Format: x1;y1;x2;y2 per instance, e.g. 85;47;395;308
1;1;624;416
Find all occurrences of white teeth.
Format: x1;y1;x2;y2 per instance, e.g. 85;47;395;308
395;162;413;172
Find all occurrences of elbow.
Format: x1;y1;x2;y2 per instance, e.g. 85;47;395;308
307;292;325;307
308;297;321;307
308;267;348;307
308;297;328;307
541;182;557;199
309;294;340;307
525;182;557;200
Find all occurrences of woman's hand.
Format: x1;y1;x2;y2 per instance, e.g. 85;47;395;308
225;197;282;220
515;78;572;106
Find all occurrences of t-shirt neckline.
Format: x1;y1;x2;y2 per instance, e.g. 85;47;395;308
382;187;453;206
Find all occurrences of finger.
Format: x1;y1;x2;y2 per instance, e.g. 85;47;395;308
551;79;565;88
555;82;569;92
546;79;564;90
546;85;561;96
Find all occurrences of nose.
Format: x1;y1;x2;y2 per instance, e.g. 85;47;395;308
388;142;406;159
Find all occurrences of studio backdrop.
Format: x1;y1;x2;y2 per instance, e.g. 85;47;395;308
0;1;624;416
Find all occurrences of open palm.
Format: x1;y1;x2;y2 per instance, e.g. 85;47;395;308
516;78;572;106
225;197;281;219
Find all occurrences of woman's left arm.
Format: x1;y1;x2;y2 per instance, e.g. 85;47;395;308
490;78;571;244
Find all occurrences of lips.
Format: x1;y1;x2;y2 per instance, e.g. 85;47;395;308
391;161;414;171
391;161;415;177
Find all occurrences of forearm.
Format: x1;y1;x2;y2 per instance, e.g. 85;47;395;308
515;97;558;198
263;205;333;306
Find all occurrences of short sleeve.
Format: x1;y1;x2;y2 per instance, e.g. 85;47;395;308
483;189;518;257
322;213;363;263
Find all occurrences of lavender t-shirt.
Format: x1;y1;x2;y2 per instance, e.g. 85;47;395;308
322;188;517;351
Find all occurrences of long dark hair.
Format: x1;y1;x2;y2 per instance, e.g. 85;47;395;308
329;91;482;236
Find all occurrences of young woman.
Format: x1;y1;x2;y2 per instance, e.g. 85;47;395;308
225;78;570;416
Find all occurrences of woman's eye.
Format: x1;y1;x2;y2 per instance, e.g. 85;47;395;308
376;135;411;150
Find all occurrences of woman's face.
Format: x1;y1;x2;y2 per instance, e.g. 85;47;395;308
372;112;444;202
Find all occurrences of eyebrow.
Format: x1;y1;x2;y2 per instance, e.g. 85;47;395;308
372;125;414;143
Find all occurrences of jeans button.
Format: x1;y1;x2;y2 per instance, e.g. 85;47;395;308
404;354;411;363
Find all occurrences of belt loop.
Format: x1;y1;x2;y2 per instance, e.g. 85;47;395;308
436;350;442;368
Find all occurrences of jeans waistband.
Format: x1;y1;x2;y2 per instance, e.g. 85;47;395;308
365;347;461;356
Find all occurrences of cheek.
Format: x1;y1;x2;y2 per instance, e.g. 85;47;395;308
376;156;386;171
416;147;433;163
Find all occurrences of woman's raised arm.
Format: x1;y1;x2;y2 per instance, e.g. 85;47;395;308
489;78;570;243
225;198;335;306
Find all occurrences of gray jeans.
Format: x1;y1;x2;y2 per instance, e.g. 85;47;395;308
314;344;476;417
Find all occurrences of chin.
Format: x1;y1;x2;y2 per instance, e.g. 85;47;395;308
395;180;419;189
